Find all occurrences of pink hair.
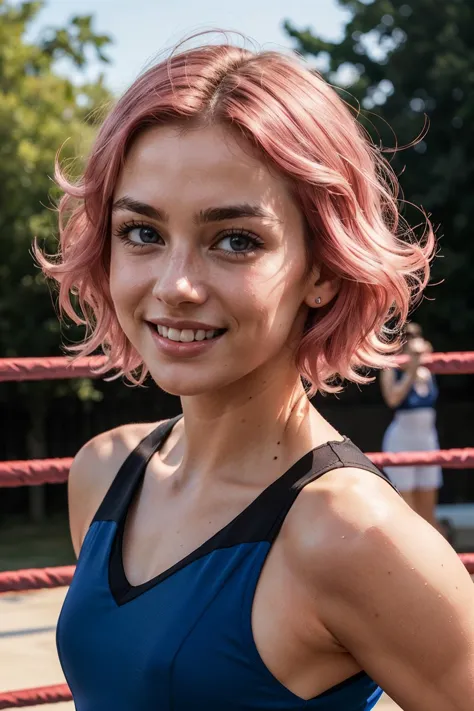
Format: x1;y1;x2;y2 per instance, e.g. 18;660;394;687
36;40;434;395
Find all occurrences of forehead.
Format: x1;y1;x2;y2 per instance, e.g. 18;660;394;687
114;123;297;216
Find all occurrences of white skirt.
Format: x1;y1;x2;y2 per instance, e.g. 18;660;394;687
382;408;443;492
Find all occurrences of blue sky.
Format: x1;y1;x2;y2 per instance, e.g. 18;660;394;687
27;0;350;92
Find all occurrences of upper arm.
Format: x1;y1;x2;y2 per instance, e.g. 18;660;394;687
68;422;160;557
379;368;397;407
304;474;474;711
67;431;120;557
380;367;417;409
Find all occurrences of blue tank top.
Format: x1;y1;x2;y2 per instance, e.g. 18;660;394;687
395;370;438;411
57;416;397;710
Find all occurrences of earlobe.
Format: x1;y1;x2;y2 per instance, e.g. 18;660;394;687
304;273;341;309
305;292;324;308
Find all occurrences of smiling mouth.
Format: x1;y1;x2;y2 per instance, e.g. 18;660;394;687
150;324;227;343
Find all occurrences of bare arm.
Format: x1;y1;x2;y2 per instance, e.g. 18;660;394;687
67;433;116;557
68;422;162;557
380;360;419;409
304;474;474;711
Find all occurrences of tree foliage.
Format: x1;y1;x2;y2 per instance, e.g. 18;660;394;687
0;0;112;384
0;0;112;449
285;0;474;349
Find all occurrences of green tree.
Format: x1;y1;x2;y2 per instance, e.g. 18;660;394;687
0;1;112;520
285;0;474;349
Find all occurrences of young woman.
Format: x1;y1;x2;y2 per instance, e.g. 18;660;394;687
380;323;443;530
38;39;474;711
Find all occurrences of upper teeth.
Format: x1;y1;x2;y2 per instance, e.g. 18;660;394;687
156;326;219;342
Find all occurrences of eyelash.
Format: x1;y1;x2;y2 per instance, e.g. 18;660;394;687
114;221;158;248
113;221;265;258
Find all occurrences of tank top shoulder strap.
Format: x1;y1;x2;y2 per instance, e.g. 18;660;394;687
92;415;182;525
303;437;393;490
261;437;398;544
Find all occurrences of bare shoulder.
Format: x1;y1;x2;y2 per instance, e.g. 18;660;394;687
68;420;164;556
281;463;474;613
282;465;405;567
284;465;464;585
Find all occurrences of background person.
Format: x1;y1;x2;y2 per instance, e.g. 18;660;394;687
380;323;443;530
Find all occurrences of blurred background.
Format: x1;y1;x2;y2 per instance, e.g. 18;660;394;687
1;0;473;572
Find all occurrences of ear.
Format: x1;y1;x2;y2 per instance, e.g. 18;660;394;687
303;264;341;309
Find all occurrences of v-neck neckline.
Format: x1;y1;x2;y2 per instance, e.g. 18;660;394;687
108;417;348;606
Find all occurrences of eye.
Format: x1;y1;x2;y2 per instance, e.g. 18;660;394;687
214;230;263;256
114;221;161;246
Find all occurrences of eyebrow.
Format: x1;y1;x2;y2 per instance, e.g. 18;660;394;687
111;196;281;226
198;205;281;225
111;197;167;221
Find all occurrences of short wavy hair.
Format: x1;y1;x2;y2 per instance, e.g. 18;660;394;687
36;39;434;394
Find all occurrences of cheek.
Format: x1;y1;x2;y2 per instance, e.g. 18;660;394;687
109;253;147;320
235;261;307;333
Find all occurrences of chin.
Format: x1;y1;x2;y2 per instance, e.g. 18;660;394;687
146;366;225;397
146;362;254;398
153;379;213;397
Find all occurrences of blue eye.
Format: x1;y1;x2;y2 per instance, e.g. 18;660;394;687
114;222;161;247
128;226;159;244
114;223;264;256
215;230;263;255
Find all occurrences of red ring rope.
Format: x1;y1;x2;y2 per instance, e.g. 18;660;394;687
0;356;107;382
367;448;474;469
1;351;474;382
1;448;473;489
0;566;75;593
0;683;71;709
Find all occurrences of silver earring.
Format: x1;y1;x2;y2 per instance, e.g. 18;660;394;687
315;296;322;305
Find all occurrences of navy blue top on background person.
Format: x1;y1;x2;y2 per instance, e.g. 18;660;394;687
394;367;438;410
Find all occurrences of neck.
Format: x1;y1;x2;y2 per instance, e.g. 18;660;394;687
170;362;338;488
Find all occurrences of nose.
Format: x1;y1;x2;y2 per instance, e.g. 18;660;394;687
151;251;208;308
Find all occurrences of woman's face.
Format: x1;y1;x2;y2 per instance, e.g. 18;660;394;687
110;123;316;396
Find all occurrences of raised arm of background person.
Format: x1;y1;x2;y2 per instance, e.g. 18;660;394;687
380;346;423;409
379;365;417;409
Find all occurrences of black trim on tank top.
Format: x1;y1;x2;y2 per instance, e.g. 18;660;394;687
92;416;181;525
100;417;398;606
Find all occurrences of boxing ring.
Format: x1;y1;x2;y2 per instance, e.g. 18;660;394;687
0;353;473;709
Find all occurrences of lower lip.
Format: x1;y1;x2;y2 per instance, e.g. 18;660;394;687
148;325;225;358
